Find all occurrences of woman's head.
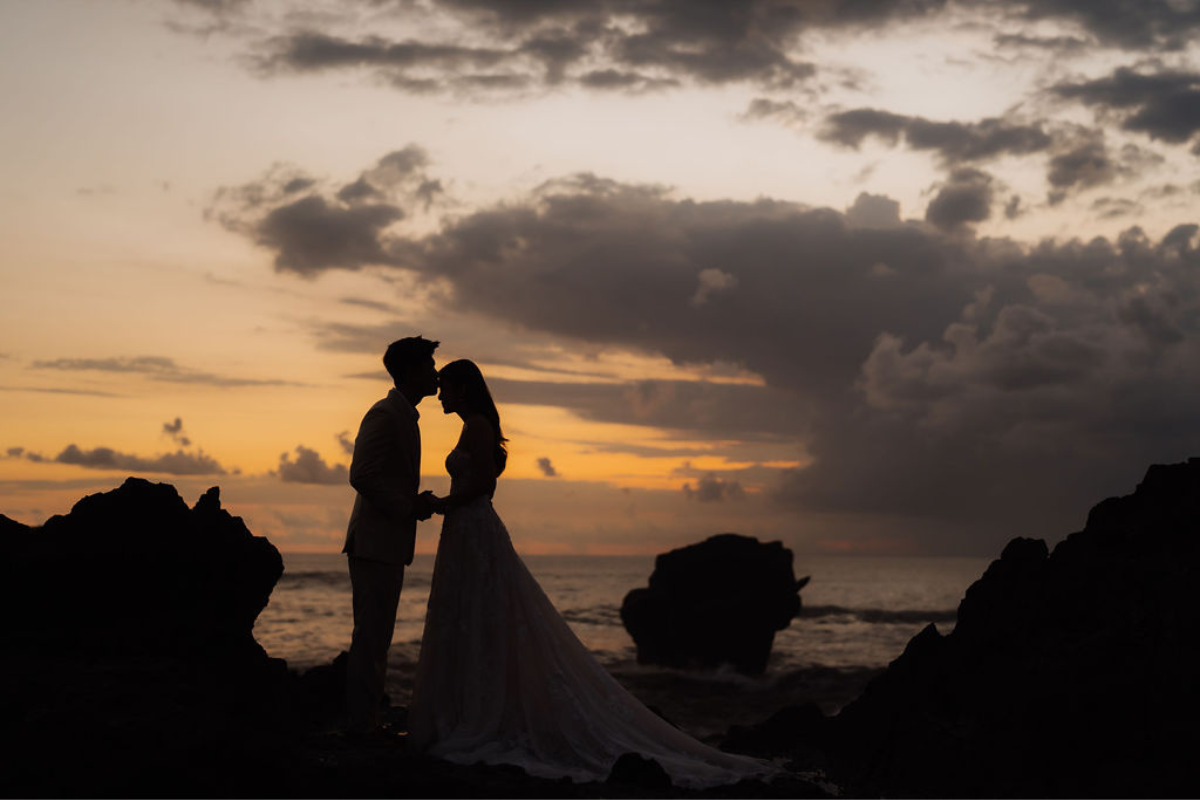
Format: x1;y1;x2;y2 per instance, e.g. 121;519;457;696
437;359;508;474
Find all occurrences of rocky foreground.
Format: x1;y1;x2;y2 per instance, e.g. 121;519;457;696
0;478;825;798
3;459;1199;797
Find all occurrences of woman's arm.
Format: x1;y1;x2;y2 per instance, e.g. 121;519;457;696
436;416;498;512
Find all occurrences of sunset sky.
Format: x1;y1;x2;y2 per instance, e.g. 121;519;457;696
2;0;1199;556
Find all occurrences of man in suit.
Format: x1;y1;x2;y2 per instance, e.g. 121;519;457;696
344;336;439;737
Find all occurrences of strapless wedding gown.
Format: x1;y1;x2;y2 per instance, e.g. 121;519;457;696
407;449;776;788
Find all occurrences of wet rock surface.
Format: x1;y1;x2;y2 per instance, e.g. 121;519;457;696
620;534;808;674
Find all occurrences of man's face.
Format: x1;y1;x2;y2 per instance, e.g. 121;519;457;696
412;355;438;400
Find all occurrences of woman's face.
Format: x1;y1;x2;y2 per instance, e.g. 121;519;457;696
438;379;464;415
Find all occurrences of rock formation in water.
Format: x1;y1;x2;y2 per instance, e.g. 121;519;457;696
620;533;809;674
724;457;1200;798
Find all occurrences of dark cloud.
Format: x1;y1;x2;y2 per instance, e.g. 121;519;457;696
336;431;355;456
992;32;1091;53
257;196;404;275
257;31;509;75
5;446;48;463
487;378;804;441
1010;0;1200;51
845;192;902;229
682;472;745;502
277;445;349;485
1091;196;1143;219
740;97;807;128
228;158;1200;552
54;444;225;475
184;0;1200;103
224;0;834;94
1046;136;1116;204
536;456;559;477
30;356;305;388
0;386;122;397
820;109;1052;165
924;168;995;230
340;296;399;314
162;417;191;447
208;147;440;276
1053;67;1200;146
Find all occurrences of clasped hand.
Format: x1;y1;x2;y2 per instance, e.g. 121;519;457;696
414;490;448;521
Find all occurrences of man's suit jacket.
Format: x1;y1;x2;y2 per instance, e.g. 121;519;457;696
343;389;421;566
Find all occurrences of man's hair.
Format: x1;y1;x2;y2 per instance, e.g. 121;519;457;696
383;336;439;384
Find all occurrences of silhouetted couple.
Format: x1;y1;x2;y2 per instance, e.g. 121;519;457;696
342;337;774;787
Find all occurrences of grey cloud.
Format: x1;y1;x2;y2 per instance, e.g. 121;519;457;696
993;32;1090;53
5;446;48;463
340;296;399;314
1118;295;1184;346
682;473;745;503
536;457;559;477
258;32;509;74
336;431;355;456
925;168;994;230
162;417;191;447
0;386;123;397
741;97;807;128
1053;67;1200;146
257;196;404;275
30;356;305;388
487;378;804;441
1011;0;1200;51
820;109;1052;165
846;192;902;229
1091;197;1143;219
230;156;1200;552
578;69;678;92
55;444;226;475
1004;195;1023;220
1046;136;1116;203
277;446;349;485
226;1;829;94
209;147;441;276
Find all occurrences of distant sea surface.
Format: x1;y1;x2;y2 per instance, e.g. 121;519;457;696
256;552;989;740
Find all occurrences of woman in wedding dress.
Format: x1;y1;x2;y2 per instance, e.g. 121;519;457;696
407;359;777;788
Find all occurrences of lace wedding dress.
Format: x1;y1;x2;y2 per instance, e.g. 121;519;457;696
407;448;777;788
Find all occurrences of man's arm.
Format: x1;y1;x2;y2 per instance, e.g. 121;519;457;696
349;406;415;524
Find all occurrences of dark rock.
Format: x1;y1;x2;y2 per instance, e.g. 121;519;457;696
827;457;1200;798
0;479;832;799
605;752;673;789
721;702;830;759
620;533;807;674
0;477;282;658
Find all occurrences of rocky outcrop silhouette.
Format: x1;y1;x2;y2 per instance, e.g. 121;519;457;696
725;458;1200;798
1;480;828;798
1;477;282;657
620;533;809;674
0;478;293;796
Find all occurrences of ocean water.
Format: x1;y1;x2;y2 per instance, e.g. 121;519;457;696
256;551;989;739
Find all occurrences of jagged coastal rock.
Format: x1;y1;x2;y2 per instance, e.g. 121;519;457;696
0;477;282;657
729;458;1200;798
620;533;809;674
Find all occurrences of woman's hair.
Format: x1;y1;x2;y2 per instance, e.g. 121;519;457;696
439;359;509;475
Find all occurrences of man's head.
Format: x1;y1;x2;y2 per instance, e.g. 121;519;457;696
383;336;439;401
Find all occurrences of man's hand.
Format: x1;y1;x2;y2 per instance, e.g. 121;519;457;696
414;490;437;522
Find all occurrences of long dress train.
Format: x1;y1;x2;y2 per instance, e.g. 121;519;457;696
407;449;777;788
